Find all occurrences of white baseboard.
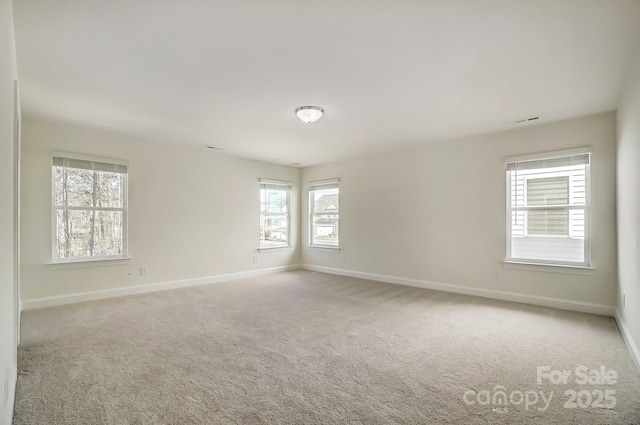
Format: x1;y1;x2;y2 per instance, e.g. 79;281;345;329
301;264;615;316
614;311;640;376
22;264;301;311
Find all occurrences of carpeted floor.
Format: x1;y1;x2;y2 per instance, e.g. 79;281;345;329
13;270;640;424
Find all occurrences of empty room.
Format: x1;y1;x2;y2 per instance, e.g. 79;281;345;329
2;0;640;424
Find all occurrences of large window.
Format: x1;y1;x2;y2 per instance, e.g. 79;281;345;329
309;179;339;247
506;149;590;267
260;179;291;248
52;154;128;262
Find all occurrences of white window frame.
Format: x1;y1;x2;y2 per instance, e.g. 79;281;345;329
505;148;591;269
259;179;291;250
309;178;340;250
51;151;129;263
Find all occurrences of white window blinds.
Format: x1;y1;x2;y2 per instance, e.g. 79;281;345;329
53;156;128;174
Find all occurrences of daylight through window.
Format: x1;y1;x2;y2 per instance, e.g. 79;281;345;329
506;150;590;266
309;179;340;247
260;180;291;248
53;155;128;262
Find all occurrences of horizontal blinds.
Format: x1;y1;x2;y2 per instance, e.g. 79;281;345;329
53;156;128;174
527;210;570;236
259;179;292;190
309;178;339;191
526;176;569;206
506;153;589;171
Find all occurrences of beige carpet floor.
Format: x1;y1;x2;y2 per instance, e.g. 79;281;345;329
13;270;640;424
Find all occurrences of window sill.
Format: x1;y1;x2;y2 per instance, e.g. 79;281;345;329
47;257;132;269
258;246;294;253
502;260;595;275
307;245;341;252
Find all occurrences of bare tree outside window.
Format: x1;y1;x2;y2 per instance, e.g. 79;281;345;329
53;156;127;261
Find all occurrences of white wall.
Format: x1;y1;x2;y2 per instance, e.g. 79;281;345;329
617;48;640;369
302;112;618;308
0;0;18;423
20;117;301;302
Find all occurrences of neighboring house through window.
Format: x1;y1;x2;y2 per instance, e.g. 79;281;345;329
52;153;128;262
309;179;340;247
259;179;291;248
506;149;590;267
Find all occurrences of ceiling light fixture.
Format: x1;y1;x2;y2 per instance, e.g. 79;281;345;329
295;106;324;123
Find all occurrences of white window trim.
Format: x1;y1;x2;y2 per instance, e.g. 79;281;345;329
307;244;340;252
51;151;129;264
308;178;340;249
47;257;133;269
257;246;294;253
505;147;592;270
504;146;591;164
502;260;595;275
259;178;292;250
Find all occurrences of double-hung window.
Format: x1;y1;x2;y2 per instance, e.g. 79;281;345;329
259;179;291;248
309;179;340;247
52;153;128;262
506;149;590;267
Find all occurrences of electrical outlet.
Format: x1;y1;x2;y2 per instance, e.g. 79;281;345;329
493;272;500;281
622;294;626;308
140;266;148;276
342;256;346;263
253;256;258;263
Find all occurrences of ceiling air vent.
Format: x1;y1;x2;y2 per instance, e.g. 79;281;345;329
515;116;540;124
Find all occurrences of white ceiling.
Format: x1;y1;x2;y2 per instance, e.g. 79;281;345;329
13;0;640;167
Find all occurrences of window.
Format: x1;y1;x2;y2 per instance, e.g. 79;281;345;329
526;176;569;236
52;154;128;262
260;179;291;248
309;179;339;247
506;149;590;267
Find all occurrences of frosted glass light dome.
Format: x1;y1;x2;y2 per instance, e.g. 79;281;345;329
295;106;324;123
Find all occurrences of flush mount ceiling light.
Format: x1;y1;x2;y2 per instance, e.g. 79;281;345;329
295;106;324;123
